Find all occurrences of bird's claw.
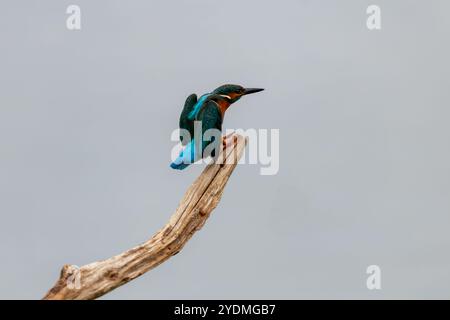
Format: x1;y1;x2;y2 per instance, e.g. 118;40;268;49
222;133;236;151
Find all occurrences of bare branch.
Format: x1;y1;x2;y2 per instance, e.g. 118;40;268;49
43;134;247;300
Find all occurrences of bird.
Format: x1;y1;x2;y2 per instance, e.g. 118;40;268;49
170;84;264;170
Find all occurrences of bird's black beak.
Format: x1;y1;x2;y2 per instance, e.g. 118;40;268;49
243;88;264;95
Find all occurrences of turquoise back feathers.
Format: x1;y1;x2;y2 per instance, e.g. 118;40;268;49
187;93;212;120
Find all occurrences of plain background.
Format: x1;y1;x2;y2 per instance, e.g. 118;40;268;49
1;0;450;299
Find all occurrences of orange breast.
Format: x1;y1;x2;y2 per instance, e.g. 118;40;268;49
217;99;231;116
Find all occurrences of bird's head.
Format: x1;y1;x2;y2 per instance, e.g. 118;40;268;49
212;84;264;104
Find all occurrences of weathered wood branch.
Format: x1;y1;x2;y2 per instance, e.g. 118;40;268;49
43;134;247;300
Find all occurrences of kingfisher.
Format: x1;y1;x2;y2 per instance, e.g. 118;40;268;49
170;84;264;170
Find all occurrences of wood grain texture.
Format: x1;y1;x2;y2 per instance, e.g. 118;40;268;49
43;134;247;300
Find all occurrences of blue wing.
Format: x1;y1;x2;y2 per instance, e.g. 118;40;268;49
179;93;197;146
187;93;212;120
171;100;223;170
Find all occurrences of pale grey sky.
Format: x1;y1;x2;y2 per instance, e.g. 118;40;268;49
1;0;450;299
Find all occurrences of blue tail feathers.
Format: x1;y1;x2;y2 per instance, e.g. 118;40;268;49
170;139;196;170
170;162;190;170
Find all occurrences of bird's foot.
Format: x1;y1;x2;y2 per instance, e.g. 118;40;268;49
222;133;236;151
217;133;238;166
